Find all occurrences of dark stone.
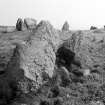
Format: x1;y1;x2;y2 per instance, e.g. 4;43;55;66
24;18;37;29
16;18;26;31
40;101;49;105
16;18;23;31
56;45;75;68
56;45;81;71
90;26;97;30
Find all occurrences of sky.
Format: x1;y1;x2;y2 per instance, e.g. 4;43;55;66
0;0;105;30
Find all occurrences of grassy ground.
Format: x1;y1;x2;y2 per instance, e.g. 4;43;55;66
10;65;105;105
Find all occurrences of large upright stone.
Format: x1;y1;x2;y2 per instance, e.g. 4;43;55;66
16;18;26;31
62;21;69;31
0;20;60;104
24;18;37;29
3;20;59;93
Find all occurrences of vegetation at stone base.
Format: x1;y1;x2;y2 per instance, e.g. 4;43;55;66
10;65;105;105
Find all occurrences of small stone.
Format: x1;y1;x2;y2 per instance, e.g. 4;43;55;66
83;69;90;76
16;18;26;31
62;21;69;31
24;18;37;29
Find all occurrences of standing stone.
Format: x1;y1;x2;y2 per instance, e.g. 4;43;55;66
62;21;69;31
24;18;37;29
61;29;105;70
0;20;60;104
16;18;26;31
35;20;60;51
1;20;60;95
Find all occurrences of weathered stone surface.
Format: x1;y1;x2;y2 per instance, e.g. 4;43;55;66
16;40;56;89
62;21;69;31
62;31;83;53
56;45;81;70
62;29;105;71
0;20;60;104
16;18;27;31
16;20;60;89
24;18;37;29
34;20;60;51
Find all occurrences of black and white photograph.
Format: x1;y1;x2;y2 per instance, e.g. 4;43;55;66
0;0;105;105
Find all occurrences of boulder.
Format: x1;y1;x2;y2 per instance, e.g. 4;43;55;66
15;39;56;90
62;21;69;31
16;18;26;31
24;18;37;29
90;26;97;30
83;69;90;76
0;20;60;104
34;20;60;51
62;30;105;72
15;21;60;89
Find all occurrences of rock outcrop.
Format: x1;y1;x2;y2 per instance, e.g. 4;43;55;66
24;18;37;29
